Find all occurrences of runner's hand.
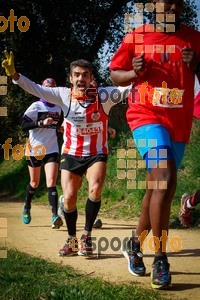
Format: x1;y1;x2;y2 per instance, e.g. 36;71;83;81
43;117;54;126
108;127;116;139
132;52;146;77
2;50;16;76
182;46;199;73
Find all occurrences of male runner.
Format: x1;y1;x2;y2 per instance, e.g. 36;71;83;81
2;52;130;256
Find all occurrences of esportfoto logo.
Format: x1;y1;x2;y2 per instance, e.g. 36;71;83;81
68;231;182;257
0;76;8;117
1;138;46;161
117;139;168;190
0;9;30;32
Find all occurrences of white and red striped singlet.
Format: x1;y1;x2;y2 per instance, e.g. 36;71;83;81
14;75;131;155
62;97;108;156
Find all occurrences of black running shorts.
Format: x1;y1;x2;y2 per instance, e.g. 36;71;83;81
27;152;59;167
60;153;108;176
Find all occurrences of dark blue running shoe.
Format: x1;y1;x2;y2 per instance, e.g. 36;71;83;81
121;238;146;276
151;259;172;289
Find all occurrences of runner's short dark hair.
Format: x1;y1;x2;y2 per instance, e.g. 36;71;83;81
70;59;93;75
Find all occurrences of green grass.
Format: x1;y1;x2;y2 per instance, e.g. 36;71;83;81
1;123;199;299
0;249;169;300
0;120;200;226
0;156;63;201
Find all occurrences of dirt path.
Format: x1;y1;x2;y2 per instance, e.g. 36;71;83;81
1;201;200;299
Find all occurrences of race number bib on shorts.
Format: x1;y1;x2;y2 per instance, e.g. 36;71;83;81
75;122;103;136
152;87;184;108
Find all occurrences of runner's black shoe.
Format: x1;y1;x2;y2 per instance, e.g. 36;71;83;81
121;237;146;276
151;259;172;289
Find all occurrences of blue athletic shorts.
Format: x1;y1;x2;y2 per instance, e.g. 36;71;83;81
132;124;186;172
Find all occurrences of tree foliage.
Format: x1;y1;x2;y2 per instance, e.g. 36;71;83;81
0;0;199;146
0;0;130;146
0;0;130;84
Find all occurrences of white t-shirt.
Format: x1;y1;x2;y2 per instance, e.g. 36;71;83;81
23;100;62;156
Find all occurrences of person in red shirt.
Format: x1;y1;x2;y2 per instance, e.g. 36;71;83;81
110;0;200;289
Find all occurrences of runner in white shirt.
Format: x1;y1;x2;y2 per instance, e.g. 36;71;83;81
2;51;131;256
21;78;64;229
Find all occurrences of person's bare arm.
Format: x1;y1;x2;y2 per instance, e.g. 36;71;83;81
182;46;200;84
110;69;137;86
110;52;146;86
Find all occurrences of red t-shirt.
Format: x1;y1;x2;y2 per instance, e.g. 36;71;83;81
110;24;200;143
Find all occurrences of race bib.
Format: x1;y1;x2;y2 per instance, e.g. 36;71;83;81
75;122;103;136
152;87;184;108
